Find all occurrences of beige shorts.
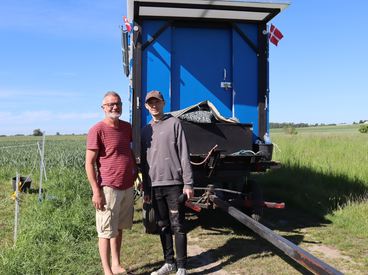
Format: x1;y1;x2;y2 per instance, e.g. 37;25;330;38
96;186;134;239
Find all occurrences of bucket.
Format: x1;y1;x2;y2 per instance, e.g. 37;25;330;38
12;176;32;192
259;144;273;160
253;143;273;161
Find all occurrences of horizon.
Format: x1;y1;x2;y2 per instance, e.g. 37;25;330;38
1;0;367;135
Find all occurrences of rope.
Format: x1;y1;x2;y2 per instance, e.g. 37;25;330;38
230;149;263;156
190;144;218;166
273;143;282;152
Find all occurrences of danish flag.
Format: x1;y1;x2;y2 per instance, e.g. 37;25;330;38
269;24;283;46
123;16;132;32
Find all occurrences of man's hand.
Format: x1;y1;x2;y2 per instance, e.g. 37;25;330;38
143;194;151;203
92;189;106;210
183;187;194;200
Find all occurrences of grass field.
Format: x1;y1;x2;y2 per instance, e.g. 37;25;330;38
0;124;367;274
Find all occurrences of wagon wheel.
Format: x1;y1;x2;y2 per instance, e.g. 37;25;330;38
244;179;263;222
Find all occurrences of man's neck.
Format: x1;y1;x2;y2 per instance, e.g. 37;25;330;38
103;117;120;127
152;113;164;122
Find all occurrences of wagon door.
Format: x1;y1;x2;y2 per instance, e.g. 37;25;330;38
171;26;233;118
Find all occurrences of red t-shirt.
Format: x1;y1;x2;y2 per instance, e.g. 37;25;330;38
87;120;134;190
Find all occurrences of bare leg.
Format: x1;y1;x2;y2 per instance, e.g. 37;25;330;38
111;230;126;274
99;237;113;275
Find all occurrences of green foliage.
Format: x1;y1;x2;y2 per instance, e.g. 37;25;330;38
1;130;368;273
270;122;338;129
0;135;164;274
33;129;43;136
264;132;368;213
282;126;298;135
358;124;368;133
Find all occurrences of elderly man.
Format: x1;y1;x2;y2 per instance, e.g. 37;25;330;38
141;90;194;275
86;91;136;275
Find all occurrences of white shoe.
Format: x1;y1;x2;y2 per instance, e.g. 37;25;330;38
151;263;176;275
176;268;187;275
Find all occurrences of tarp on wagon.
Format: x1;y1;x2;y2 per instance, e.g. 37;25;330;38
170;100;239;124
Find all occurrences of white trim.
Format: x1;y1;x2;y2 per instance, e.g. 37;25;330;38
139;6;270;20
128;0;289;21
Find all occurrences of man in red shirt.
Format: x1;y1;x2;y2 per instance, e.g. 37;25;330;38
86;91;136;275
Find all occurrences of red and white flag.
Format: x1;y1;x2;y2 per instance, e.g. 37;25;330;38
269;24;283;46
123;16;132;32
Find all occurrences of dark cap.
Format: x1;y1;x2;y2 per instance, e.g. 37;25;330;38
145;90;164;103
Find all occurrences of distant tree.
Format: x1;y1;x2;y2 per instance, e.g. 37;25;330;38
283;126;298;135
33;129;43;136
358;125;368;134
56;132;61;136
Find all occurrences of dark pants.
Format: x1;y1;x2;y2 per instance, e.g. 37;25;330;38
152;185;187;268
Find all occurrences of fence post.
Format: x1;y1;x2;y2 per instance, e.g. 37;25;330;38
13;173;20;245
38;132;46;202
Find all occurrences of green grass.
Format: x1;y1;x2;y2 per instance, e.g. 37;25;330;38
259;126;368;272
0;181;15;249
271;124;361;134
0;135;164;274
263;129;368;214
1;128;367;274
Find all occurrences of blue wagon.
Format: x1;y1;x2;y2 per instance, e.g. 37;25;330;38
124;0;289;217
122;2;345;273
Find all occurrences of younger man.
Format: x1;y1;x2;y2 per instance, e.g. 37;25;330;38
141;90;194;275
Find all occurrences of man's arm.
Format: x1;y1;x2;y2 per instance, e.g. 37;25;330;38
176;122;194;199
140;135;152;203
85;149;105;210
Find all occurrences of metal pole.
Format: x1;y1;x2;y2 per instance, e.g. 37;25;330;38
13;173;20;245
210;195;343;275
38;132;46;202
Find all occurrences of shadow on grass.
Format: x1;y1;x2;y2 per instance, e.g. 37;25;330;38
133;209;313;275
132;164;366;274
182;163;366;273
186;237;312;275
256;164;368;219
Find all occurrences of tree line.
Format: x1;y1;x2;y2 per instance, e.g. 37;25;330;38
270;120;367;129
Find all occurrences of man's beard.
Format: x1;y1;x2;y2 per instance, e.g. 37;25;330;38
106;112;121;119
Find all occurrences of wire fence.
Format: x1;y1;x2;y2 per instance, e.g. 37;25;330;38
1;133;47;245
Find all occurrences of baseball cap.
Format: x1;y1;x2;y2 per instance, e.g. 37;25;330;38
145;90;164;103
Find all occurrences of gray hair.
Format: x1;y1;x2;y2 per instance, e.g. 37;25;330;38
102;91;121;104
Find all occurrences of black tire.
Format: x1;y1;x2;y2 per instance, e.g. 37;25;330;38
142;202;159;234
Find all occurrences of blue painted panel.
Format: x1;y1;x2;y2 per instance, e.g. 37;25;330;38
141;20;172;125
171;27;232;117
232;23;259;139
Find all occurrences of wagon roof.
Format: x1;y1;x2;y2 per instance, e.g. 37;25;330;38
128;0;289;23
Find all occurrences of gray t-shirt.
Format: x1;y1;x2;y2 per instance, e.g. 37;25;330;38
141;114;193;194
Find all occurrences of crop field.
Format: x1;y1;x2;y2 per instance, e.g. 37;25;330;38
0;125;367;274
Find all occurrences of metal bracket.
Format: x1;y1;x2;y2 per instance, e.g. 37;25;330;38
221;82;232;89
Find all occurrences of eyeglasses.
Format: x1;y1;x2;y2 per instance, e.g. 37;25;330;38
102;102;122;108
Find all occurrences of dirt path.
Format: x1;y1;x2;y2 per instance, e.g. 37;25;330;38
187;236;229;275
183;209;363;275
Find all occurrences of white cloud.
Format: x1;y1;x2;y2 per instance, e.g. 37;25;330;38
56;112;100;120
0;88;84;99
0;110;102;135
0;111;100;124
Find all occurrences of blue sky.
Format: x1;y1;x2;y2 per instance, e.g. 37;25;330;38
0;0;367;135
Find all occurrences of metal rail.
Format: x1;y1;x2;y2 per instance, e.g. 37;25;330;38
209;195;343;275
